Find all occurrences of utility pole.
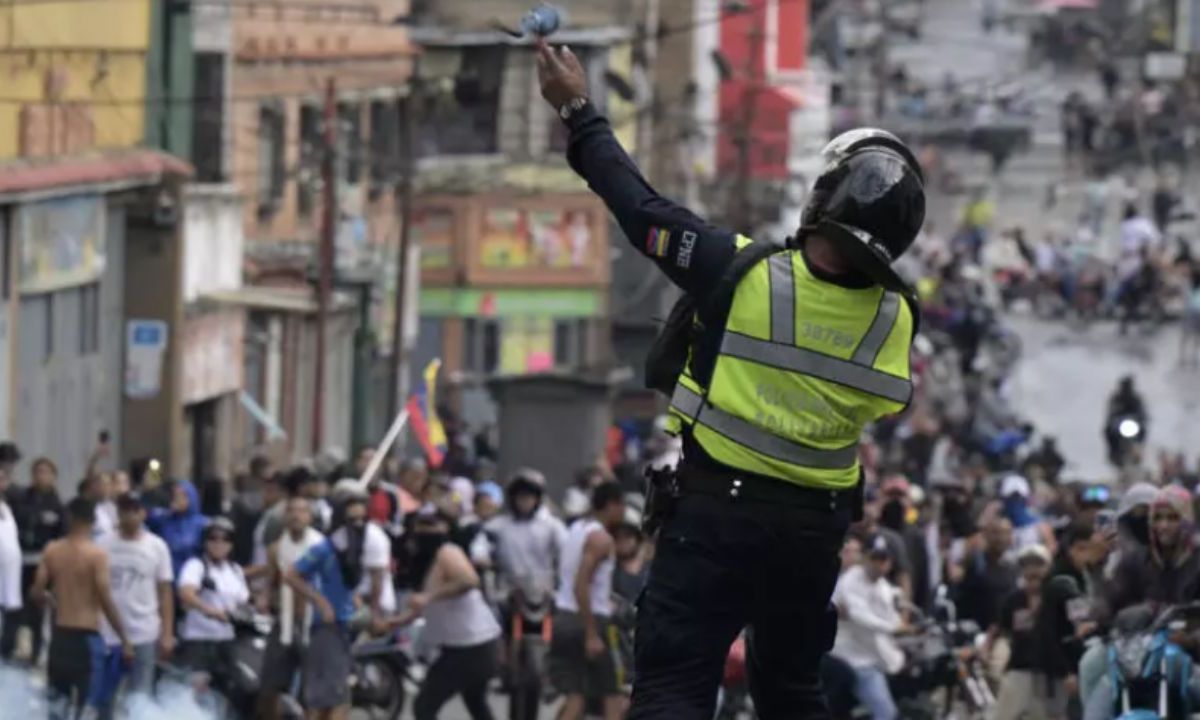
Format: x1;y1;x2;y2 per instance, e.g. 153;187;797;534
389;75;419;423
636;0;661;175
729;21;766;231
313;77;336;453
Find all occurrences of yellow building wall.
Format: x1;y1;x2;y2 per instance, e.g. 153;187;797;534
0;0;150;159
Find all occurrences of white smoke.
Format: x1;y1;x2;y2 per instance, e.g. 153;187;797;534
0;665;217;720
123;681;218;720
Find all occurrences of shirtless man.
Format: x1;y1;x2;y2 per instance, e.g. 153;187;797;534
32;497;133;720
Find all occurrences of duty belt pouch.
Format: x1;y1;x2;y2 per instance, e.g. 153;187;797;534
644;240;786;395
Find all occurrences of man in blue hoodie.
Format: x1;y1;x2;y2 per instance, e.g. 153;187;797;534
148;481;208;576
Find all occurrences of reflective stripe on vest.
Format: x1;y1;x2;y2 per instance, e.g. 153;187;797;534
768;254;795;345
671;383;859;470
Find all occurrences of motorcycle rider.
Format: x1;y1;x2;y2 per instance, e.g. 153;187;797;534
1081;485;1200;717
1104;375;1148;467
483;468;566;720
176;517;250;699
830;536;908;720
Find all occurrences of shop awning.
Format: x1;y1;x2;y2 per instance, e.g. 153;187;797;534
203;285;356;314
0;149;192;201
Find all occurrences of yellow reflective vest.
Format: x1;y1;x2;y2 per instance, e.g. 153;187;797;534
667;237;914;490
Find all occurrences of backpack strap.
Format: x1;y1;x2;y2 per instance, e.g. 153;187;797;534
690;240;787;387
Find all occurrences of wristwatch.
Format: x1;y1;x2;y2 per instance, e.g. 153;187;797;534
559;97;589;121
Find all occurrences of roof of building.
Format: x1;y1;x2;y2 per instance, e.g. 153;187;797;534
0;149;192;201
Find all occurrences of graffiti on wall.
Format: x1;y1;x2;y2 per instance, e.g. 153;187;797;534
18;194;106;294
479;208;593;270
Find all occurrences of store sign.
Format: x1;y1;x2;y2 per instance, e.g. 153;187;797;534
125;319;168;400
17;194;106;294
182;309;245;404
418;288;602;318
479;208;594;269
415;207;454;270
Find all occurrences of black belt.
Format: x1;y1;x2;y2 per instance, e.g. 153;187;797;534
678;464;856;514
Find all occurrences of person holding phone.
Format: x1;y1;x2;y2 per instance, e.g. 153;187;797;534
1081;486;1200;716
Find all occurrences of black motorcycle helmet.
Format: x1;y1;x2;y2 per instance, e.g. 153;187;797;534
800;128;925;295
506;468;545;509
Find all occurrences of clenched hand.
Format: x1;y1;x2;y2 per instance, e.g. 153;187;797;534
535;39;588;110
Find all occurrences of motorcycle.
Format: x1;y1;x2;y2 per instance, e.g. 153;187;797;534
168;605;304;720
892;588;994;719
349;613;422;720
507;580;555;720
1104;603;1200;720
1105;413;1146;468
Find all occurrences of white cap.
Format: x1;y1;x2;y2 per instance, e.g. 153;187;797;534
1017;543;1051;567
1000;474;1031;498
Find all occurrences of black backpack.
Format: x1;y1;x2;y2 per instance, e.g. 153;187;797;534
645;240;786;396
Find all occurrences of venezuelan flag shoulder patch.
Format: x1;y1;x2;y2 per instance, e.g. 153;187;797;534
646;227;670;257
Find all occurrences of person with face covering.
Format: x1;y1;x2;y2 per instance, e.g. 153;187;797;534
878;476;931;610
379;507;502;720
1105;482;1156;576
999;475;1057;555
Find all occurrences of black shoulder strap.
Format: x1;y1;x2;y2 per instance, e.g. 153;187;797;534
691;241;787;386
696;241;785;327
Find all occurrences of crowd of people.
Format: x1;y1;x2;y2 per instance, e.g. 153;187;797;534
819;215;1200;719
0;438;653;720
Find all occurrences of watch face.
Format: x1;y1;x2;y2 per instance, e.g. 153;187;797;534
560;105;571;120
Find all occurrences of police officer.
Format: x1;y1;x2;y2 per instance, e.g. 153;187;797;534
537;41;923;720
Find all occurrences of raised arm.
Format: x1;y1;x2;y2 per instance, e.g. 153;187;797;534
536;41;740;299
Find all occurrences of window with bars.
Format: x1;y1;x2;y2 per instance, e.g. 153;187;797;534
339;101;363;185
297;104;320;218
79;283;99;355
369;99;400;197
256;102;286;219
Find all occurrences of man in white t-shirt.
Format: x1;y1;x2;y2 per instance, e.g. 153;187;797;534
831;536;908;720
0;466;21;620
92;493;175;720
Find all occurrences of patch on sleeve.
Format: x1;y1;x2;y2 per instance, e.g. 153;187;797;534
645;227;670;257
677;230;697;268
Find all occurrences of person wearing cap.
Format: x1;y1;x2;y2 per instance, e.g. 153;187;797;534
175;516;249;695
538;31;924;719
90;493;175;720
999;474;1057;556
988;544;1053;720
830;535;908;720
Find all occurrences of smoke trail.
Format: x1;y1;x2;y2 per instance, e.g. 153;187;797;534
0;664;217;720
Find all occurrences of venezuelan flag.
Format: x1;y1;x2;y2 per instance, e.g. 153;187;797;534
406;359;448;467
645;227;670;257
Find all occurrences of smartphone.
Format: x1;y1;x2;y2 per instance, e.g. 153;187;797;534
98;430;110;445
1095;509;1116;533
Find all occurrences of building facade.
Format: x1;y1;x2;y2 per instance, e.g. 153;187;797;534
0;0;191;491
408;0;637;428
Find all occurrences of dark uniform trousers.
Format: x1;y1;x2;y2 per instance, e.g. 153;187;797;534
627;476;851;719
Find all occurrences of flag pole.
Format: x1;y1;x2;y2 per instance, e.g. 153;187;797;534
353;408;410;491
